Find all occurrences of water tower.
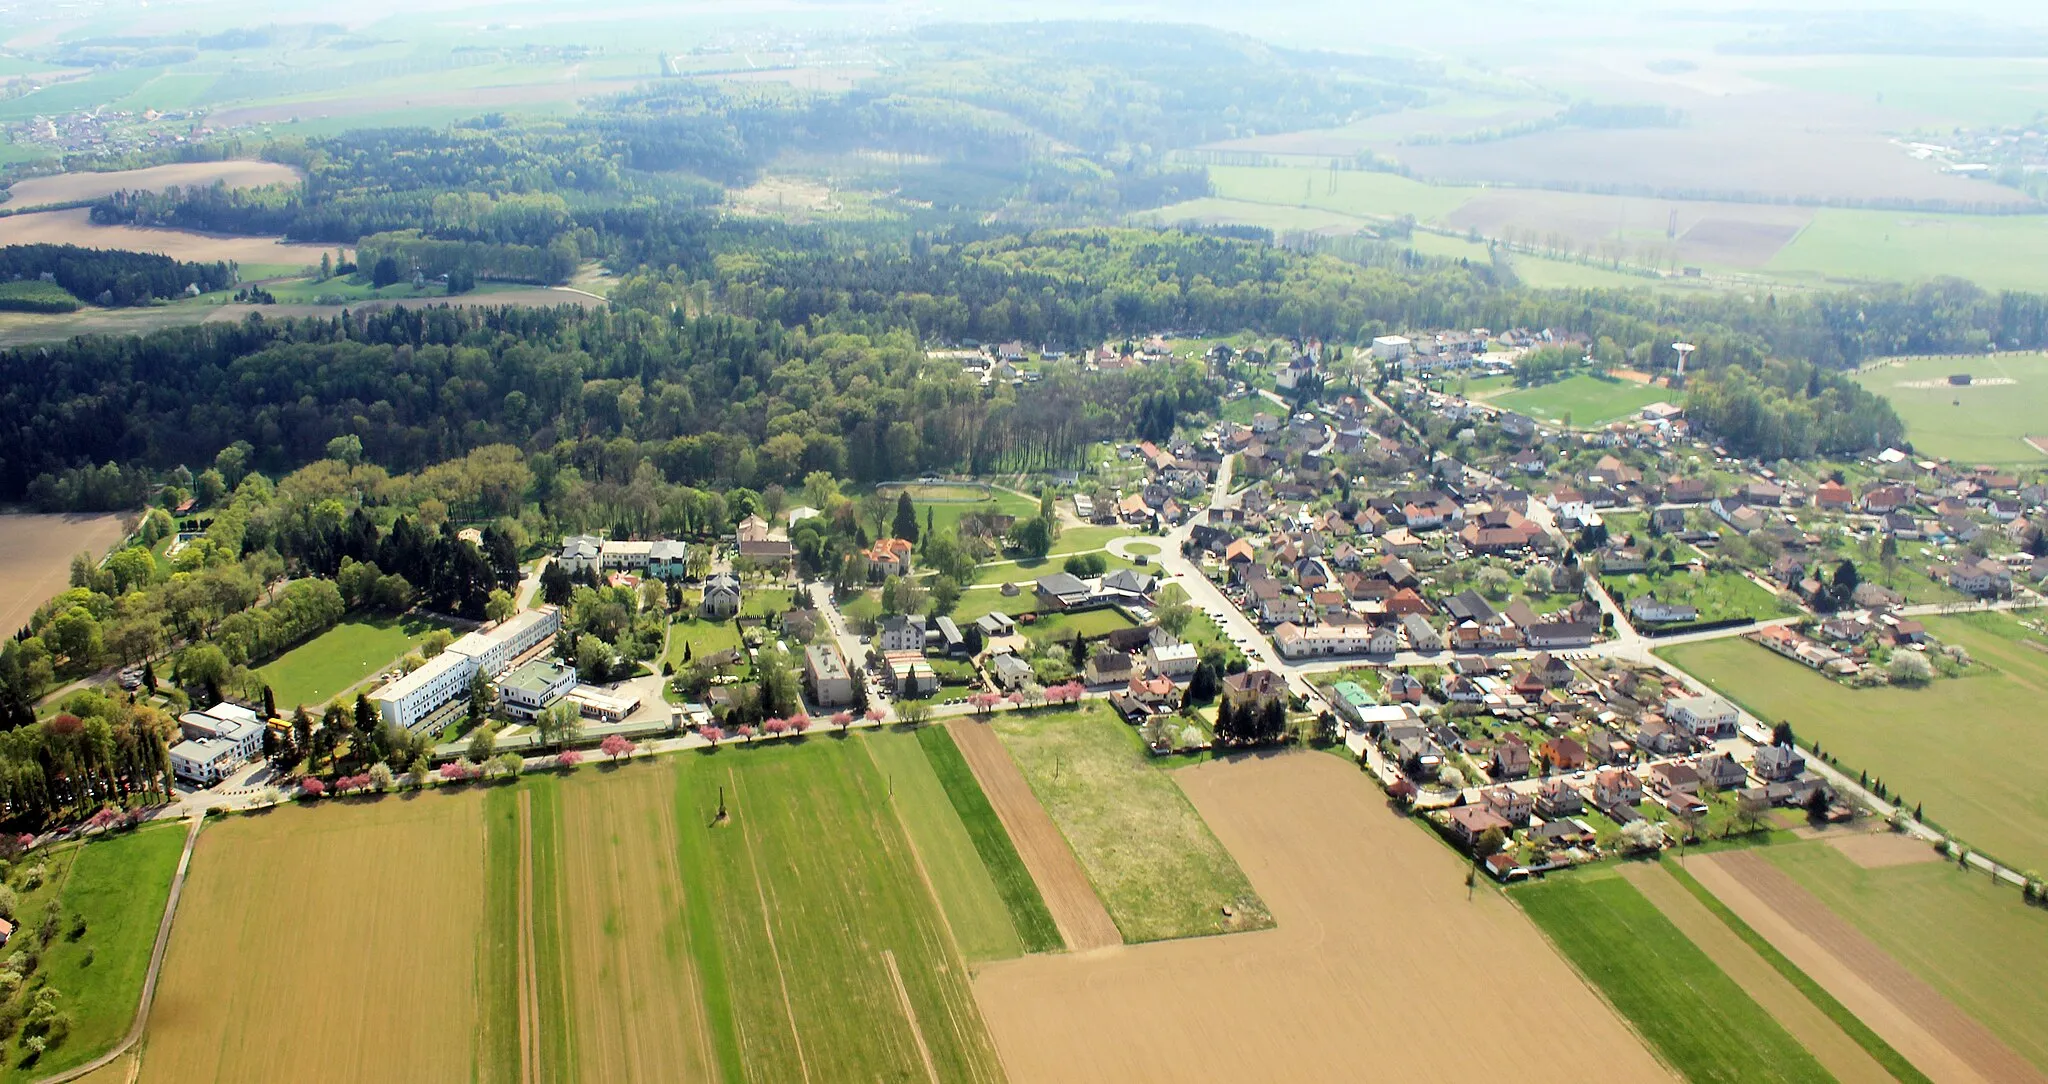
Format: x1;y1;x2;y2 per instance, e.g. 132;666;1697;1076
1672;342;1696;378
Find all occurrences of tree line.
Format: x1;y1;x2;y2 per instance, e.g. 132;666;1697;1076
0;244;235;307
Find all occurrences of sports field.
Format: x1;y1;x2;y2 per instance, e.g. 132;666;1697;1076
0;512;127;635
1491;373;1673;427
0;826;185;1082
991;705;1270;942
972;752;1673;1082
255;615;446;710
1518;867;1834;1084
1660;612;2048;872
1851;353;2048;463
1760;839;2048;1075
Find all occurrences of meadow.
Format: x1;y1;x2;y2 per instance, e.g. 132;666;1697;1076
0;826;184;1082
1660;611;2048;872
1517;868;1835;1084
255;614;446;710
1850;353;2048;463
990;704;1270;942
1762;839;2048;1075
1611;567;1786;625
1491;373;1672;427
1773;210;2048;297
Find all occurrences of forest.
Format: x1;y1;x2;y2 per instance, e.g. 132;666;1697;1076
0;245;235;307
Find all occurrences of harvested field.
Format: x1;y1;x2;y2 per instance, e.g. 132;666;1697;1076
0;512;127;634
138;794;488;1082
1619;862;1892;1084
945;718;1121;952
0;208;330;267
1827;832;1943;870
972;752;1672;1083
0;289;604;348
555;765;718;1082
1;161;301;210
1439;189;1815;269
1692;851;2045;1084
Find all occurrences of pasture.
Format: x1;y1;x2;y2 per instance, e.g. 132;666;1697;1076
255;615;446;710
972;752;1672;1082
1850;353;2048;463
0;512;127;636
0;826;184;1082
1774;210;2048;296
1;161;301;211
1660;612;2048;873
990;704;1270;942
1518;868;1834;1084
1761;840;2048;1075
0;208;330;269
140;794;489;1082
1491;373;1672;427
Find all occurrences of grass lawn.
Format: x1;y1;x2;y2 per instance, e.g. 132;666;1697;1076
991;704;1271;942
673;740;1005;1083
1609;567;1786;624
666;617;744;668
950;589;1038;624
740;588;793;618
905;489;1038;541
1850;353;2048;464
909;727;1063;953
1660;612;2048;872
0;826;185;1081
1761;839;2048;1073
256;615;446;711
1021;608;1138;643
1517;868;1835;1084
969;550;1135;586
1491;373;1673;428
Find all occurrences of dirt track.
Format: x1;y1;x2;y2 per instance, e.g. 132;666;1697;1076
943;719;1121;952
0;512;127;634
1620;862;1890;1084
1695;852;2045;1084
972;753;1673;1083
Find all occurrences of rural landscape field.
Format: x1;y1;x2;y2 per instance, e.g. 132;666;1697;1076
7;1;2048;1082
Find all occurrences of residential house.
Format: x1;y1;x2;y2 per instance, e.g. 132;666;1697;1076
737;539;795;566
877;614;928;654
1401;614;1444;652
1525;621;1598;649
1698;753;1749;791
1635;717;1689;756
867;538;914;577
1594;768;1643;810
803;645;856;707
1035;573;1092;611
1445;805;1513;849
1223;669;1289;713
700;573;743;619
1815;481;1853;511
1492;738;1532;781
1753;744;1806;782
1650;762;1702;796
737;515;772;543
989;652;1035;692
1665;695;1739;739
645;540;691;581
1627;595;1700;625
1147;638;1199;678
1272;622;1375;658
1084;648;1137;686
1536;778;1584;817
1540;736;1587;773
1481;785;1536;827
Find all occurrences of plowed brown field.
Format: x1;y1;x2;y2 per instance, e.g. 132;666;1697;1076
1694;851;2045;1084
945;719;1120;952
555;766;717;1082
138;794;486;1082
3;161;302;210
972;752;1673;1083
0;511;126;634
0;208;332;266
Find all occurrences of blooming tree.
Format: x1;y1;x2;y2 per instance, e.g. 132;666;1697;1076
832;711;855;732
763;718;788;738
788;713;811;734
300;777;327;799
968;692;1002;715
701;725;725;748
735;723;756;742
600;734;635;761
865;708;886;724
557;749;584;770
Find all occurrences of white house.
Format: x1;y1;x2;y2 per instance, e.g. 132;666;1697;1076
169;701;266;785
1370;335;1413;362
1146;640;1199;678
1665;695;1739;739
877;614;927;654
497;658;578;719
1272;622;1374;658
557;535;603;574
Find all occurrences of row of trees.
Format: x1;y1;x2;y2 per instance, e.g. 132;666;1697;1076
0;244;235;306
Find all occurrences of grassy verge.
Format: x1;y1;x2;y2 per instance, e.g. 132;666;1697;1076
1517;869;1834;1084
914;726;1063;954
1661;857;1932;1084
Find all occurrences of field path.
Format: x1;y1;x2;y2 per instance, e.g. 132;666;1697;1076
1619;861;1892;1084
943;719;1121;952
882;950;942;1084
517;791;540;1084
972;752;1672;1083
1694;852;2045;1084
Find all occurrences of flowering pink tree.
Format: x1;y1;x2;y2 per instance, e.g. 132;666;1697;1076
788;713;811;734
85;806;123;832
968;692;1002;715
1045;681;1085;705
600;734;635;761
735;723;756;742
865;708;886;724
439;761;478;783
832;711;854;733
557;749;584;770
300;777;327;799
762;718;788;738
701;725;725;748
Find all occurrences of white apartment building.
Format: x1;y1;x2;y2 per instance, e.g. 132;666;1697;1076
374;606;562;732
169;701;266;785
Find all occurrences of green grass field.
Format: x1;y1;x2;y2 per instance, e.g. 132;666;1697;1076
1491;373;1673;427
1660;612;2048;871
255;615;446;711
0;280;80;312
479;785;523;1083
1610;567;1786;624
863;729;1025;961
0;825;185;1081
1850;353;2048;463
666;617;745;668
909;726;1063;953
1020;607;1138;643
969;550;1135;586
1761;840;2048;1074
0;68;162;123
672;740;1004;1082
1518;869;1835;1084
1771;209;2048;295
991;704;1271;942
